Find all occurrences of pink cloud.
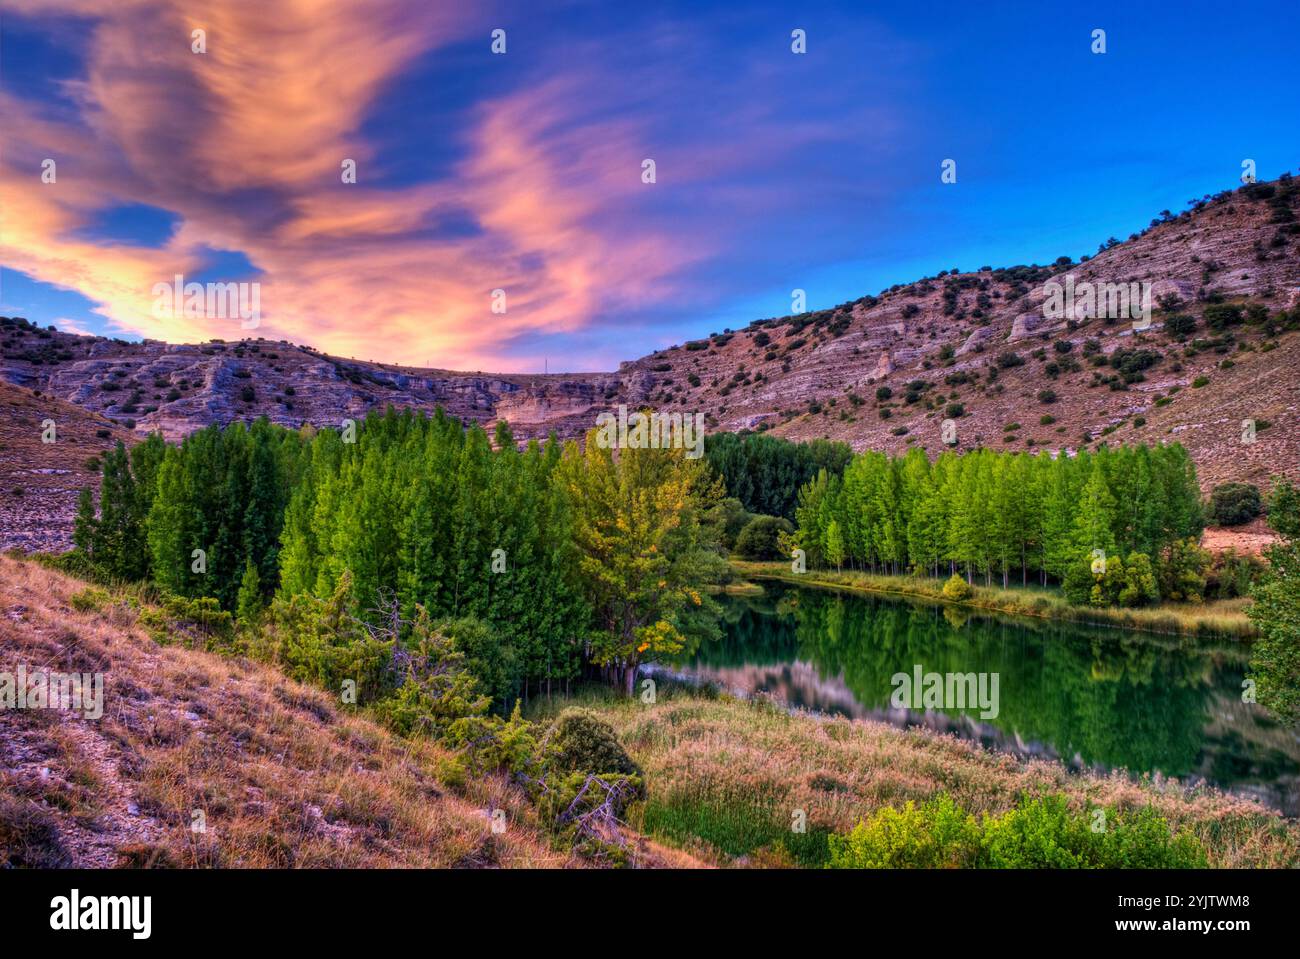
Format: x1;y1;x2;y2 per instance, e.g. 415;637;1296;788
0;1;905;371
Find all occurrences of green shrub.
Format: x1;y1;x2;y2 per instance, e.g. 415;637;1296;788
1210;482;1262;526
138;592;235;648
980;795;1207;868
1204;303;1243;332
267;572;391;702
828;793;1207;869
827;795;979;868
69;586;111;613
549;708;643;783
734;515;795;560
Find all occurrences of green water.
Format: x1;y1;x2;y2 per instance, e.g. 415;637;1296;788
665;581;1300;815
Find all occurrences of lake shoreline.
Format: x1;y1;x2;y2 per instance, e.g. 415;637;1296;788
729;561;1256;641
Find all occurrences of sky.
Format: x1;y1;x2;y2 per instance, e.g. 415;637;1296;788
1;0;1297;372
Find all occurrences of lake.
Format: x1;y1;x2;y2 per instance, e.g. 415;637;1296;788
661;580;1300;816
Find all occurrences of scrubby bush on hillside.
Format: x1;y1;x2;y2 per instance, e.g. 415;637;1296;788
550;708;644;784
1209;482;1262;526
265;571;393;702
1204;303;1243;332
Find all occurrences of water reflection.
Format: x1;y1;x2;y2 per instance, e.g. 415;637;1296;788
665;582;1300;815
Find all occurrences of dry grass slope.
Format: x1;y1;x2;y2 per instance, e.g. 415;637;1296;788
0;555;583;868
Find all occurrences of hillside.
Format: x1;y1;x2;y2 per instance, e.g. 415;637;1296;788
3;175;1298;556
0;556;553;867
623;176;1300;492
0;555;703;868
0;383;135;553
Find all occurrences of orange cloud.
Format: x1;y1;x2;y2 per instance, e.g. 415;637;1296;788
0;0;718;371
3;1;893;371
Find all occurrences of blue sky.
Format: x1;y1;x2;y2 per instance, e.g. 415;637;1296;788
1;0;1296;370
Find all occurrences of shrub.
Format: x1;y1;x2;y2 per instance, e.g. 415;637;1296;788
828;793;1207;869
996;350;1025;369
1209;482;1262;526
875;386;893;401
1204;303;1243;332
734;515;795;560
827;795;979;868
1159;538;1210;603
69;586;111;613
371;618;491;738
945;402;965;418
981;795;1206;868
550;708;643;782
138;593;235;649
1037;389;1057;404
941;573;974;601
266;572;392;702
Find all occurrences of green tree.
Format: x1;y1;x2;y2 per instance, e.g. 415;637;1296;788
1248;479;1300;725
557;436;726;694
825;519;846;571
236;559;264;627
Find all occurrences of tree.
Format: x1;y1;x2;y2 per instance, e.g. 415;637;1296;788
558;436;726;694
72;488;98;565
825;519;846;571
1248;479;1300;725
236;559;263;627
1118;553;1159;607
92;441;148;581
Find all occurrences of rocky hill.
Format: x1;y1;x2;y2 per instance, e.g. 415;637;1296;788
3;175;1298;552
622;175;1300;492
0;383;135;553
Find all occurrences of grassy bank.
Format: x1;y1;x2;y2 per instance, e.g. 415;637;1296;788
0;555;699;869
545;687;1299;869
731;560;1255;640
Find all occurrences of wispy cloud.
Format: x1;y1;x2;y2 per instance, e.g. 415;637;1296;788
0;0;909;370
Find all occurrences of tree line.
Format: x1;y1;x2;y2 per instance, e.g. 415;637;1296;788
704;431;852;519
793;444;1208;605
71;408;725;707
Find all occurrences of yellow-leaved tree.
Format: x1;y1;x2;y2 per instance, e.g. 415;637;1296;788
558;435;728;694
